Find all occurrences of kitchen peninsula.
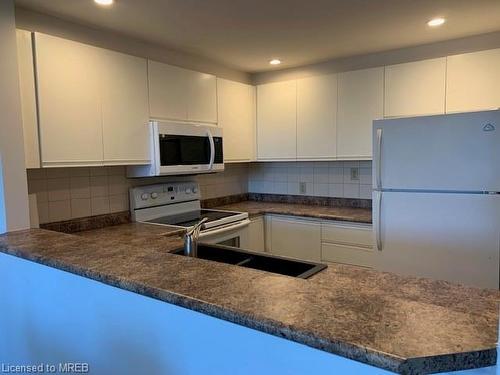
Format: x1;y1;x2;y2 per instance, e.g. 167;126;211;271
1;221;498;374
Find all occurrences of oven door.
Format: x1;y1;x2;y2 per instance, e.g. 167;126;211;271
152;121;223;175
199;219;250;248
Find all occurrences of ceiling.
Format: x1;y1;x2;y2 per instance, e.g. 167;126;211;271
15;0;500;73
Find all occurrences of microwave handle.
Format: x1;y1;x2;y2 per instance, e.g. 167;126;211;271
207;129;215;170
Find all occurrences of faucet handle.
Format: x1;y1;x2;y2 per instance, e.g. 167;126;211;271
186;217;208;236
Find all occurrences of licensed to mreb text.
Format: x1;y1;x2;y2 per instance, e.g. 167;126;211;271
1;363;89;373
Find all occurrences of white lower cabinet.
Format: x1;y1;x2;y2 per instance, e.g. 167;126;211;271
321;222;374;268
246;216;265;253
261;214;373;267
268;215;321;262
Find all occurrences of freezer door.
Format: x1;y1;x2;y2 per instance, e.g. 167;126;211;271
373;191;500;289
373;110;500;191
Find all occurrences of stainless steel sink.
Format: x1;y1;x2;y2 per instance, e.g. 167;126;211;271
171;243;327;279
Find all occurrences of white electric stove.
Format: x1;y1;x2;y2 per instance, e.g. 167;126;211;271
130;182;250;247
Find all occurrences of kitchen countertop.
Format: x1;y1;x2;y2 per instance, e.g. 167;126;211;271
1;225;498;374
212;200;372;223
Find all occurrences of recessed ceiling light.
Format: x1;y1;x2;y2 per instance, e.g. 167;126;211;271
269;59;281;65
94;0;113;6
427;17;445;27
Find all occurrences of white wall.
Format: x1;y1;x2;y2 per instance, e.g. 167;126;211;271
0;0;30;233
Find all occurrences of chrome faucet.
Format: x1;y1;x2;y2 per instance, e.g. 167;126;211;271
184;217;208;257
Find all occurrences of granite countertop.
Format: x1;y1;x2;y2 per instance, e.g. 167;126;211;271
212;200;373;224
1;225;498;374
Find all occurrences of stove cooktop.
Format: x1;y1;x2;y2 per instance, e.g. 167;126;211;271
145;209;240;228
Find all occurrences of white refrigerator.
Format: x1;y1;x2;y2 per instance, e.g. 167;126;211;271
372;110;500;289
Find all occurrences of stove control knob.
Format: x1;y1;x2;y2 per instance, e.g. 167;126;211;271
185;188;192;194
151;192;159;199
193;187;198;193
141;193;149;201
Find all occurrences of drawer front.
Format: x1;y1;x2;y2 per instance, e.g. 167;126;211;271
321;243;374;268
321;222;373;248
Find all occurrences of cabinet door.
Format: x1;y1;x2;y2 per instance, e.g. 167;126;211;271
101;50;149;164
384;58;446;117
446;49;500;113
257;81;296;159
270;216;321;261
217;78;256;162
337;67;383;158
187;70;217;123
34;33;103;166
148;60;188;121
16;29;40;169
247;216;265;252
297;75;337;159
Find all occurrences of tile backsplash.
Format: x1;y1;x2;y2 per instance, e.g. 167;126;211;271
248;161;372;199
27;161;371;225
27;164;249;224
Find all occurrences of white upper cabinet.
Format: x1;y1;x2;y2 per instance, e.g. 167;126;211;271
148;60;217;123
186;70;217;123
297;74;337;159
217;78;256;162
384;58;446;117
34;32;149;167
35;33;103;166
101;49;149;164
446;49;500;113
257;80;297;159
337;67;384;159
16;29;40;169
148;61;188;121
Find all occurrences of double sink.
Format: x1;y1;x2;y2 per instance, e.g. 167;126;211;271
171;243;327;279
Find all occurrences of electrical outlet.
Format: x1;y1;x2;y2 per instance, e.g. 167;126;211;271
299;182;307;194
350;168;359;181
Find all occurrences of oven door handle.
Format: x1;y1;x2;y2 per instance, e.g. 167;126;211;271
199;219;250;238
207;129;215;170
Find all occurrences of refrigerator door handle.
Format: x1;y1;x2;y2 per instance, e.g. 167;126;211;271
376;128;383;189
375;191;383;251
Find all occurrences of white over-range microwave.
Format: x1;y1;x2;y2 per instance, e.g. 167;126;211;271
127;120;224;177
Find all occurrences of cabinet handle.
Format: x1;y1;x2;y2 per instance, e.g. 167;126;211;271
376;128;383;190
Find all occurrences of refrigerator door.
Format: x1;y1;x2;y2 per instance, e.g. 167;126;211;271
373;110;500;191
373;191;500;289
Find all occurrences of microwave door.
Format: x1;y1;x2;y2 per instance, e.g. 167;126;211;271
157;134;212;175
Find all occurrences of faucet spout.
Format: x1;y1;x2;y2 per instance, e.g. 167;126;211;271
184;217;208;257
